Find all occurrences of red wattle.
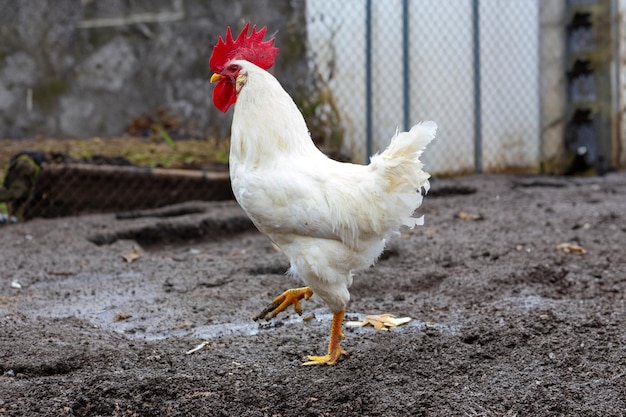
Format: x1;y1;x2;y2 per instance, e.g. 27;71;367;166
213;81;237;113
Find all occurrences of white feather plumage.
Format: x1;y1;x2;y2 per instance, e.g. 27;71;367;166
228;61;436;312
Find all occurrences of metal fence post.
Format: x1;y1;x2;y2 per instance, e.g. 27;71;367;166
365;0;373;160
472;0;482;174
402;0;410;132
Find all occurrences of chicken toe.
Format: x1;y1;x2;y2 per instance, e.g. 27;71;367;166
253;286;313;321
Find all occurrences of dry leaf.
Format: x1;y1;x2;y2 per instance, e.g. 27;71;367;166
556;243;587;255
176;319;194;330
423;227;441;236
122;245;142;263
345;314;411;331
455;211;484;221
114;311;132;322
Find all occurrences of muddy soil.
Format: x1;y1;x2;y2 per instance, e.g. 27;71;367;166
1;174;625;416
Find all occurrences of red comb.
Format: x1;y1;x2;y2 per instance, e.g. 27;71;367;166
210;23;279;72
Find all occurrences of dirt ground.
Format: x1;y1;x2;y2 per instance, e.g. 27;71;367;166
1;173;625;416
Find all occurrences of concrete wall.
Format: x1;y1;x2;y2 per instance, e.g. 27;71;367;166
0;0;307;139
539;1;568;172
619;0;626;168
544;0;622;174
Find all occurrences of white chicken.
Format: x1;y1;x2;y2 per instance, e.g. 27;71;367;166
209;23;436;365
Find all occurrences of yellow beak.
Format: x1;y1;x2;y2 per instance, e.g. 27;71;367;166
210;73;223;83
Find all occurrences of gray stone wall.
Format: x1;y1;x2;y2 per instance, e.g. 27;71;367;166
539;0;567;171
0;0;308;139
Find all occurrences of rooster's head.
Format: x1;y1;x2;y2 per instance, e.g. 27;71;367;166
209;23;279;112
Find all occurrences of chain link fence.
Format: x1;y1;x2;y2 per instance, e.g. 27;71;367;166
307;0;542;173
0;1;591;222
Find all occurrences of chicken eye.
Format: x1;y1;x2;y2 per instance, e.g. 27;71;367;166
229;65;239;72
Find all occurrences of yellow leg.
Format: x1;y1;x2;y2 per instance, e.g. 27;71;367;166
253;287;313;321
303;310;347;366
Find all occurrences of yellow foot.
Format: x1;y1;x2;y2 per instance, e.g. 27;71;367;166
302;310;347;366
253;287;313;321
303;347;348;366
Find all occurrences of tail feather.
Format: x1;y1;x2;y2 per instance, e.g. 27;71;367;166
381;121;436;160
369;121;436;231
